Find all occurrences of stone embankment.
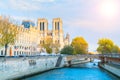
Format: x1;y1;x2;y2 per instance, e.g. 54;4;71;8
64;55;91;67
99;63;120;78
0;56;66;80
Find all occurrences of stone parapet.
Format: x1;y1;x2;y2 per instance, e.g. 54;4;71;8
0;56;65;80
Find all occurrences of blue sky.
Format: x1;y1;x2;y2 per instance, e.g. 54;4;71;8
0;0;120;51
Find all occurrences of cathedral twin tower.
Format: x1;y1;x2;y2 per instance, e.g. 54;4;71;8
38;18;62;33
37;18;69;50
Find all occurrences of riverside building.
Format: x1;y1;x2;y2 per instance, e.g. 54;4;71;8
0;18;70;56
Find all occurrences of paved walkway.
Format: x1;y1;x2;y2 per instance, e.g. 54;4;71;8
107;63;120;69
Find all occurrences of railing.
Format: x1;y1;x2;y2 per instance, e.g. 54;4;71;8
65;54;100;61
99;53;120;58
67;53;120;63
99;54;120;66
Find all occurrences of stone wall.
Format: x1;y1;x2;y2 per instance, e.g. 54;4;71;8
0;56;65;80
99;63;120;78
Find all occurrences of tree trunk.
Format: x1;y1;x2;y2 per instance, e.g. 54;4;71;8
5;44;8;56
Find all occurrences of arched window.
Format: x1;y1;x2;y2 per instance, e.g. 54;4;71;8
58;22;59;30
40;22;41;30
43;22;44;30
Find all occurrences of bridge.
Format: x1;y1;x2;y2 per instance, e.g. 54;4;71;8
99;54;120;65
65;54;120;66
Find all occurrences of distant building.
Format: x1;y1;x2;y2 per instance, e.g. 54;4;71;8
22;20;35;28
37;18;65;49
0;17;70;56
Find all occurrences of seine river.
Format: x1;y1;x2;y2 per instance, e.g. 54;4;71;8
24;62;119;80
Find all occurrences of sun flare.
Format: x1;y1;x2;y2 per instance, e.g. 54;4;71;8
100;0;118;17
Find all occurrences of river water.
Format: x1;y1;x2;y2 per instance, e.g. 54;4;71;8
25;62;119;80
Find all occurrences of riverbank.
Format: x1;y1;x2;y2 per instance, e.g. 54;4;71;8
0;55;119;80
0;56;66;80
98;63;120;78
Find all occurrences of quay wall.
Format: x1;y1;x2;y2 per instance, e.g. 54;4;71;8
0;56;65;80
99;63;120;78
64;57;91;67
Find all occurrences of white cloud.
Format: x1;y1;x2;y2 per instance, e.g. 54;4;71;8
5;0;56;11
8;0;40;11
0;0;48;11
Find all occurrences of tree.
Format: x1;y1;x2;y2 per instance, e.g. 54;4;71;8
0;17;18;56
42;38;53;54
71;37;88;54
52;43;60;54
97;38;119;54
60;45;74;55
45;46;52;54
41;37;61;54
112;45;119;53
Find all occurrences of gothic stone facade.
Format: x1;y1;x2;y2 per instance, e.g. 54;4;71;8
0;18;70;56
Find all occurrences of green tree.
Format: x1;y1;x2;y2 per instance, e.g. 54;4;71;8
0;17;18;56
97;38;119;54
71;37;88;54
112;45;119;53
60;45;74;55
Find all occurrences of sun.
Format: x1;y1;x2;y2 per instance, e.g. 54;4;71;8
100;0;118;17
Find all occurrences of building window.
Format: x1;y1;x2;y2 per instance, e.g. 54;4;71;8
40;22;41;30
17;51;19;55
55;22;57;30
20;46;21;49
43;22;44;30
20;51;21;55
14;51;16;56
58;22;59;30
40;22;45;31
55;22;60;30
14;46;16;49
1;50;3;55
